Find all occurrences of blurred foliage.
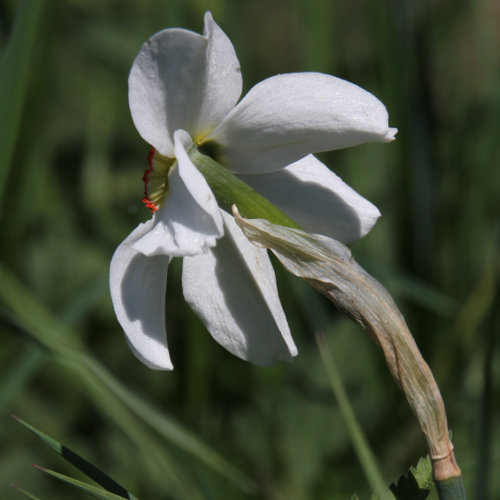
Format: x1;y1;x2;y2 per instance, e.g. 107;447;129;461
1;0;499;499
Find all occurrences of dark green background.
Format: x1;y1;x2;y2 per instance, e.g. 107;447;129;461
1;0;498;498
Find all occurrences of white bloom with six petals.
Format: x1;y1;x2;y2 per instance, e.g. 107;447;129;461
110;12;397;370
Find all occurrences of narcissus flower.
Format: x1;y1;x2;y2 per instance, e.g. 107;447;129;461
110;12;397;370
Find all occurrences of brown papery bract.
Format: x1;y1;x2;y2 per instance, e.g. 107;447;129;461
233;206;462;483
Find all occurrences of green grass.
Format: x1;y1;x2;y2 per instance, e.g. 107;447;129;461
1;0;498;498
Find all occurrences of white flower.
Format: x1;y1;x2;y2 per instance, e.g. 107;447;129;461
110;12;397;370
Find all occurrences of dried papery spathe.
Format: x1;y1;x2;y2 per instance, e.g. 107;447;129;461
232;206;462;484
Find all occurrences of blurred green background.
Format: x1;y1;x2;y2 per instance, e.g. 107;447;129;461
1;0;499;498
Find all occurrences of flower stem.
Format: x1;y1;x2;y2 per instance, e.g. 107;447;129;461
435;476;467;500
189;147;301;229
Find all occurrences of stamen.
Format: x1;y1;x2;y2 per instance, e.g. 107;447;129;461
142;148;175;212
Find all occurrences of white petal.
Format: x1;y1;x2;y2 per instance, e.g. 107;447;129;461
182;211;297;366
209;72;397;173
128;28;205;156
110;220;173;370
128;13;241;156
193;12;242;140
237;155;380;243
134;131;224;257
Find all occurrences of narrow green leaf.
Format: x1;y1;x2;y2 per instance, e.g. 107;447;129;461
81;356;257;494
33;466;134;500
0;0;43;205
62;360;204;500
13;416;138;500
10;484;43;500
12;416;62;453
315;332;394;500
0;348;44;414
0;264;256;494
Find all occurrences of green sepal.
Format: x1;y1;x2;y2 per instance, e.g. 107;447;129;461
188;147;301;229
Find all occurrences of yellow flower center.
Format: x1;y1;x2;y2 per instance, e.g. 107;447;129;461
142;149;176;212
142;137;220;213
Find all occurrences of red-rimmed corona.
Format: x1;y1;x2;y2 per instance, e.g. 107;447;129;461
142;148;175;213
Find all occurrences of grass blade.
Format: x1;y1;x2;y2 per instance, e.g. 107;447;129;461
10;484;43;500
13;416;139;500
0;263;255;494
81;356;256;493
0;0;43;205
316;331;393;500
32;466;135;500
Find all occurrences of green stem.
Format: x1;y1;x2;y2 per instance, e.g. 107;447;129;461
315;331;392;500
188;147;301;229
435;476;467;500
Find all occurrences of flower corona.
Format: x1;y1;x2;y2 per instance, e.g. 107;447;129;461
142;148;176;212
